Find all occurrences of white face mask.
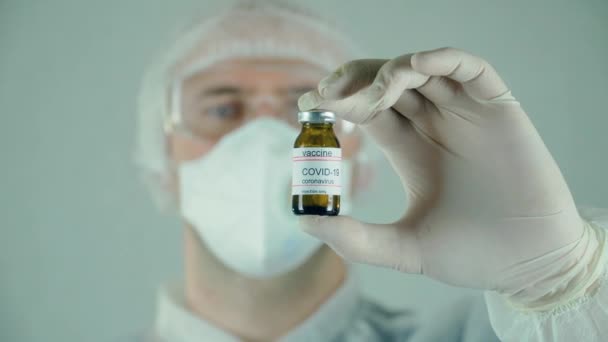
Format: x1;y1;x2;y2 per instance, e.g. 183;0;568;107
179;118;353;278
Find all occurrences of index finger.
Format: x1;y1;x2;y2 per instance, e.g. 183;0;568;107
411;47;509;100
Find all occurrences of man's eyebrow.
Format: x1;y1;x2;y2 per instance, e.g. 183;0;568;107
200;86;243;96
198;85;314;97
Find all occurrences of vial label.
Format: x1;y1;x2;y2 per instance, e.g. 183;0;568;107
292;147;342;196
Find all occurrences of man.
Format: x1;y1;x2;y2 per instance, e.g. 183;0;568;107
136;1;608;341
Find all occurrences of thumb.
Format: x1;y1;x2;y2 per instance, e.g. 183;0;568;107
298;215;422;274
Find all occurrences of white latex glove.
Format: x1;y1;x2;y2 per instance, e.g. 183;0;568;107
298;48;604;309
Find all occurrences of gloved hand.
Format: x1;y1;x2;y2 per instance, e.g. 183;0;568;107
298;48;604;308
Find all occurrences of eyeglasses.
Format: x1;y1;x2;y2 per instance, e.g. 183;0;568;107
165;84;355;141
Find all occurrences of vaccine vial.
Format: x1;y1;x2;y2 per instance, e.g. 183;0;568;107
292;110;341;216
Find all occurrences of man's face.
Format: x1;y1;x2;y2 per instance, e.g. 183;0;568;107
168;58;365;277
168;57;360;164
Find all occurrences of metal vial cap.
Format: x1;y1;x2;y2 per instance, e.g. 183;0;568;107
298;110;336;123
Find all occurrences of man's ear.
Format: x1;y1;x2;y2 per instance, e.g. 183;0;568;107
164;133;188;208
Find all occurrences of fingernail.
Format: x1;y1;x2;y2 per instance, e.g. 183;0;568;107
318;69;343;96
298;91;321;111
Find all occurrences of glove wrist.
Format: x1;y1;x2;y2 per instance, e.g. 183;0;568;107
499;220;607;312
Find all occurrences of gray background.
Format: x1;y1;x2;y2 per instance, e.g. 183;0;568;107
1;0;607;341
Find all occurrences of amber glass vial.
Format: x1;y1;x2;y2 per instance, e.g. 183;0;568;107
292;111;341;216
